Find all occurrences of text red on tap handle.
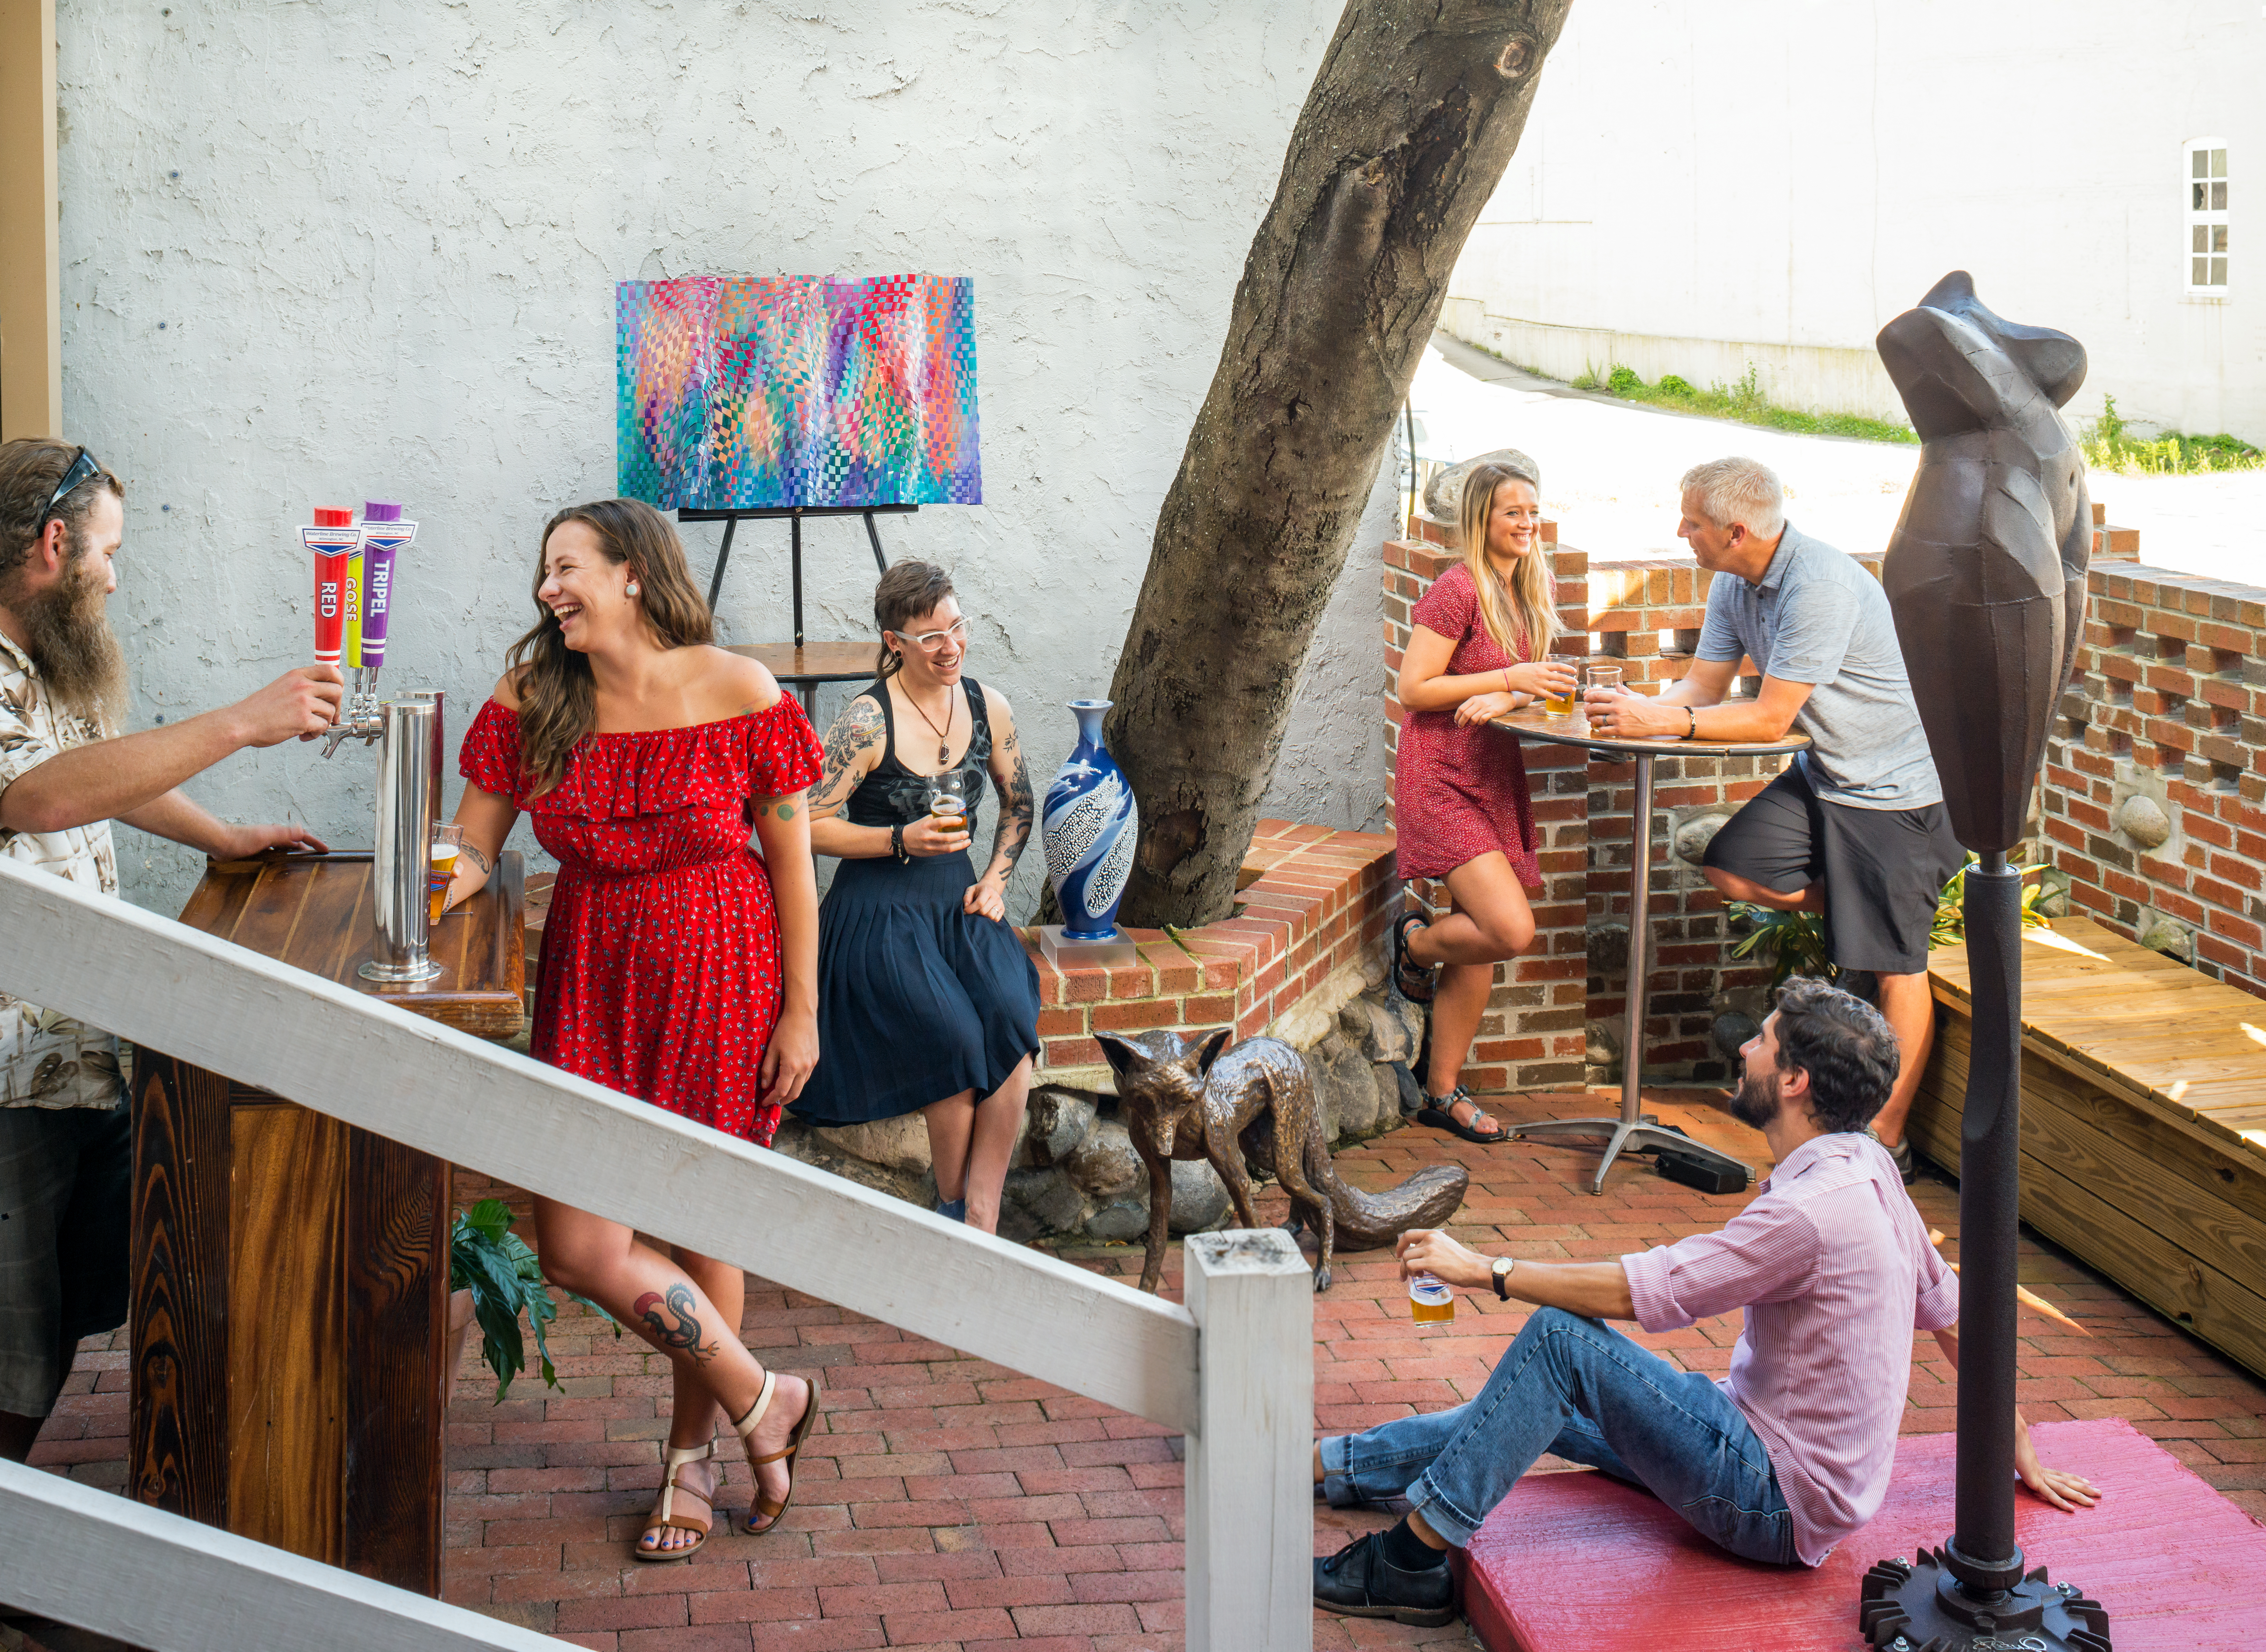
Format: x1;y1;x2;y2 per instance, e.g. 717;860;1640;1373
302;509;361;668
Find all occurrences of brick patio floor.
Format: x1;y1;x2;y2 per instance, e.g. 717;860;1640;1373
25;1087;2266;1650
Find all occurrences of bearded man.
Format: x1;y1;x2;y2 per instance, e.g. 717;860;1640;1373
1310;977;2099;1629
0;438;341;1462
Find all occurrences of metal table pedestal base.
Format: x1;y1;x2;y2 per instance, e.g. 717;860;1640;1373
1502;746;1755;1196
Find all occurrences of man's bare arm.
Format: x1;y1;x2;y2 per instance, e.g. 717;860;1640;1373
0;667;340;834
1396;1229;1635;1319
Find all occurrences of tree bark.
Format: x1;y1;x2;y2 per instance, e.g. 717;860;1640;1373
1105;0;1572;929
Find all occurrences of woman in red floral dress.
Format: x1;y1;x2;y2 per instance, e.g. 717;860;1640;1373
1392;459;1576;1144
445;499;824;1563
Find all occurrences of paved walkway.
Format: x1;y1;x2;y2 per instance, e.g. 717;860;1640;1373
26;1089;2266;1650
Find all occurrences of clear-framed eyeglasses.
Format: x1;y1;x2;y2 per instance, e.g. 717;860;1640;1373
896;617;969;651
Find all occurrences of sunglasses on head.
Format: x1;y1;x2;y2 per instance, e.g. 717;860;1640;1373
42;447;104;526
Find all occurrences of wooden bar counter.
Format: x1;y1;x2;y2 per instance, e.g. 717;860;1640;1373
129;850;525;1594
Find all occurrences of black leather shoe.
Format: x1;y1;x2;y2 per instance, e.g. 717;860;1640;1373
1312;1530;1456;1627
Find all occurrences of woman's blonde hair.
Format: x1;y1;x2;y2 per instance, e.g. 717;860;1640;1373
1457;461;1558;659
505;498;714;794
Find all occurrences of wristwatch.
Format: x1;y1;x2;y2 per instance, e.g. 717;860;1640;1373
1491;1256;1516;1301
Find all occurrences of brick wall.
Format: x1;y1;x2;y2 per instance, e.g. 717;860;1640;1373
2045;559;2266;998
1022;821;1398;1090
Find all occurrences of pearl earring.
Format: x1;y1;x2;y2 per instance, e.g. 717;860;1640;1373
626;581;640;596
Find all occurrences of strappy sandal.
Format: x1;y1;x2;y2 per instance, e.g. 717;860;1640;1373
1391;908;1437;1005
634;1440;718;1563
733;1369;824;1536
1415;1084;1507;1145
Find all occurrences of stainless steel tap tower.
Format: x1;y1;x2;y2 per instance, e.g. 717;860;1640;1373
328;691;447;984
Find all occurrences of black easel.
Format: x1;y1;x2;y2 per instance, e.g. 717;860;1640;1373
681;503;915;646
678;503;918;712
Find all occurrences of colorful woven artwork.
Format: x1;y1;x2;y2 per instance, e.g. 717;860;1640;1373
617;274;981;510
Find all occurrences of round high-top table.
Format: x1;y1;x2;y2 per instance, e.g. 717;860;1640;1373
1489;704;1810;1194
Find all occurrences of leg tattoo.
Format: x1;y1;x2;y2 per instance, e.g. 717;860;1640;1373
634;1282;722;1363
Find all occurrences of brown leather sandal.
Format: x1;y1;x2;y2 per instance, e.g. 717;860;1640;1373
733;1369;823;1536
634;1440;717;1563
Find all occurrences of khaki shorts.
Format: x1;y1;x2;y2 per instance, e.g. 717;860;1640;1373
0;1095;131;1418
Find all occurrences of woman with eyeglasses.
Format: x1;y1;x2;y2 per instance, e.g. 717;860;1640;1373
795;560;1041;1232
1390;459;1575;1144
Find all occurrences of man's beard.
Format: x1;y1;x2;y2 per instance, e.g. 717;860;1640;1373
1728;1067;1781;1130
21;549;128;734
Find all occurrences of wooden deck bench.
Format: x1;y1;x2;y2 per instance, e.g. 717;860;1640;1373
1915;914;2266;1380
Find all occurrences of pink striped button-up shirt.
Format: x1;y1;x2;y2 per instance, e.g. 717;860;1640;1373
1621;1131;1959;1564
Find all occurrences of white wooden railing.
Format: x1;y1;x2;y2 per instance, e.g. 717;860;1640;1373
0;857;1314;1652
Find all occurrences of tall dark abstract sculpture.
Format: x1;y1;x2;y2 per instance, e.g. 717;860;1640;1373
1865;272;2111;1650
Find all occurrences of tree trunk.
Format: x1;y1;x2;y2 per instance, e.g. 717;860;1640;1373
1106;0;1572;929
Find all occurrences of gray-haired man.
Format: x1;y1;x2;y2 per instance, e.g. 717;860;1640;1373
1583;457;1962;1178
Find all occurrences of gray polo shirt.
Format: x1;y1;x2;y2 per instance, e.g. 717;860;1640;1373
1695;524;1941;810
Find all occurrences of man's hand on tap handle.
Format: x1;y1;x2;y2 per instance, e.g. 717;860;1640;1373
231;664;346;745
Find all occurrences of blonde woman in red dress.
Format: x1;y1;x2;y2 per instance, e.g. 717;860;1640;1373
1391;461;1575;1143
445;500;824;1563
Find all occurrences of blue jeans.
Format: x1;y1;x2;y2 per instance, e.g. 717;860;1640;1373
1320;1307;1798;1565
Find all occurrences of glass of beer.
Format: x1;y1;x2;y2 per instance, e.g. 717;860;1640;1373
1409;1272;1455;1325
428;824;464;925
1543;654;1580;716
926;773;970;844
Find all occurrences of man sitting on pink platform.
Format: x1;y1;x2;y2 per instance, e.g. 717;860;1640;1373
1312;978;2099;1629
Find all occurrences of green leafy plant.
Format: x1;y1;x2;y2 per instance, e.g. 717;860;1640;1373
1930;858;2054;948
1587;360;1919;445
2080;395;2262;476
1726;903;1835;988
450;1199;610;1403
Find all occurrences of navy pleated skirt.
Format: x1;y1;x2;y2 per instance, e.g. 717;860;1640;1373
793;850;1043;1126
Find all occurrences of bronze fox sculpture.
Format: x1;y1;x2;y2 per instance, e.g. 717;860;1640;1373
1098;1027;1470;1293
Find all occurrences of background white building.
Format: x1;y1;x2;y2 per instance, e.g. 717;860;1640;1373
1441;0;2265;441
43;0;1400;918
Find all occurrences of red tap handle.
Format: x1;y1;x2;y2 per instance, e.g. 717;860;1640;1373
302;511;360;671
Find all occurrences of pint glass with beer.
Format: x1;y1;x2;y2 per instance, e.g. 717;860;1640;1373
428;824;464;924
926;773;970;845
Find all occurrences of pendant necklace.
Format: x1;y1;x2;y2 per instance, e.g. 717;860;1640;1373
908;682;955;767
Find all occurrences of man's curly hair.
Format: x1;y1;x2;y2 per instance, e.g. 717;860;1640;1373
1770;975;1899;1133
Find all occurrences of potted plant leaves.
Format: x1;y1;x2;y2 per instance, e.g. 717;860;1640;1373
448;1198;613;1402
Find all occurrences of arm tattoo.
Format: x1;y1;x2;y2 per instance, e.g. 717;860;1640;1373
633;1283;722;1364
809;697;883;817
987;715;1034;879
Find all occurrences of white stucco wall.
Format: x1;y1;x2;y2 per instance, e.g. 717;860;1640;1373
55;0;1398;922
1445;0;2266;440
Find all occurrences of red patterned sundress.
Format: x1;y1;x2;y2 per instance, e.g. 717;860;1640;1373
459;698;823;1146
1393;561;1543;887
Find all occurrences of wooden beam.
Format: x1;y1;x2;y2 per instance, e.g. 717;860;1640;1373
0;1457;557;1652
0;0;62;440
0;855;1201;1434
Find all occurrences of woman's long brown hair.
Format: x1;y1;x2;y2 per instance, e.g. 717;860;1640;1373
505;498;713;794
1457;461;1559;661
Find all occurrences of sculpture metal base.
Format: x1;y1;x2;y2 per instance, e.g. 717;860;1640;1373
359;955;444;984
1038;925;1138;967
1505;1115;1753;1198
1860;1549;2110;1651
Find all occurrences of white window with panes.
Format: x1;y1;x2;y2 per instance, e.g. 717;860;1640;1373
2187;139;2228;293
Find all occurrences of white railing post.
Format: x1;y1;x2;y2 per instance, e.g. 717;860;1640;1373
1183;1229;1313;1652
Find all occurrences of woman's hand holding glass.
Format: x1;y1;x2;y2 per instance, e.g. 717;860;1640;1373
903;813;973;856
1507;658;1580;701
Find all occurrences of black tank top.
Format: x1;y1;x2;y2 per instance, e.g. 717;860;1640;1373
844;677;992;835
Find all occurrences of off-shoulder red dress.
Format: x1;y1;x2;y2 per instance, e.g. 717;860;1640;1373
459;698;823;1146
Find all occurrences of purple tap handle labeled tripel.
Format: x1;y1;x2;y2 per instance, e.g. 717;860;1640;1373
356;502;417;671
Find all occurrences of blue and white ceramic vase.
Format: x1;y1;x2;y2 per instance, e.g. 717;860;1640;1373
1042;699;1139;940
